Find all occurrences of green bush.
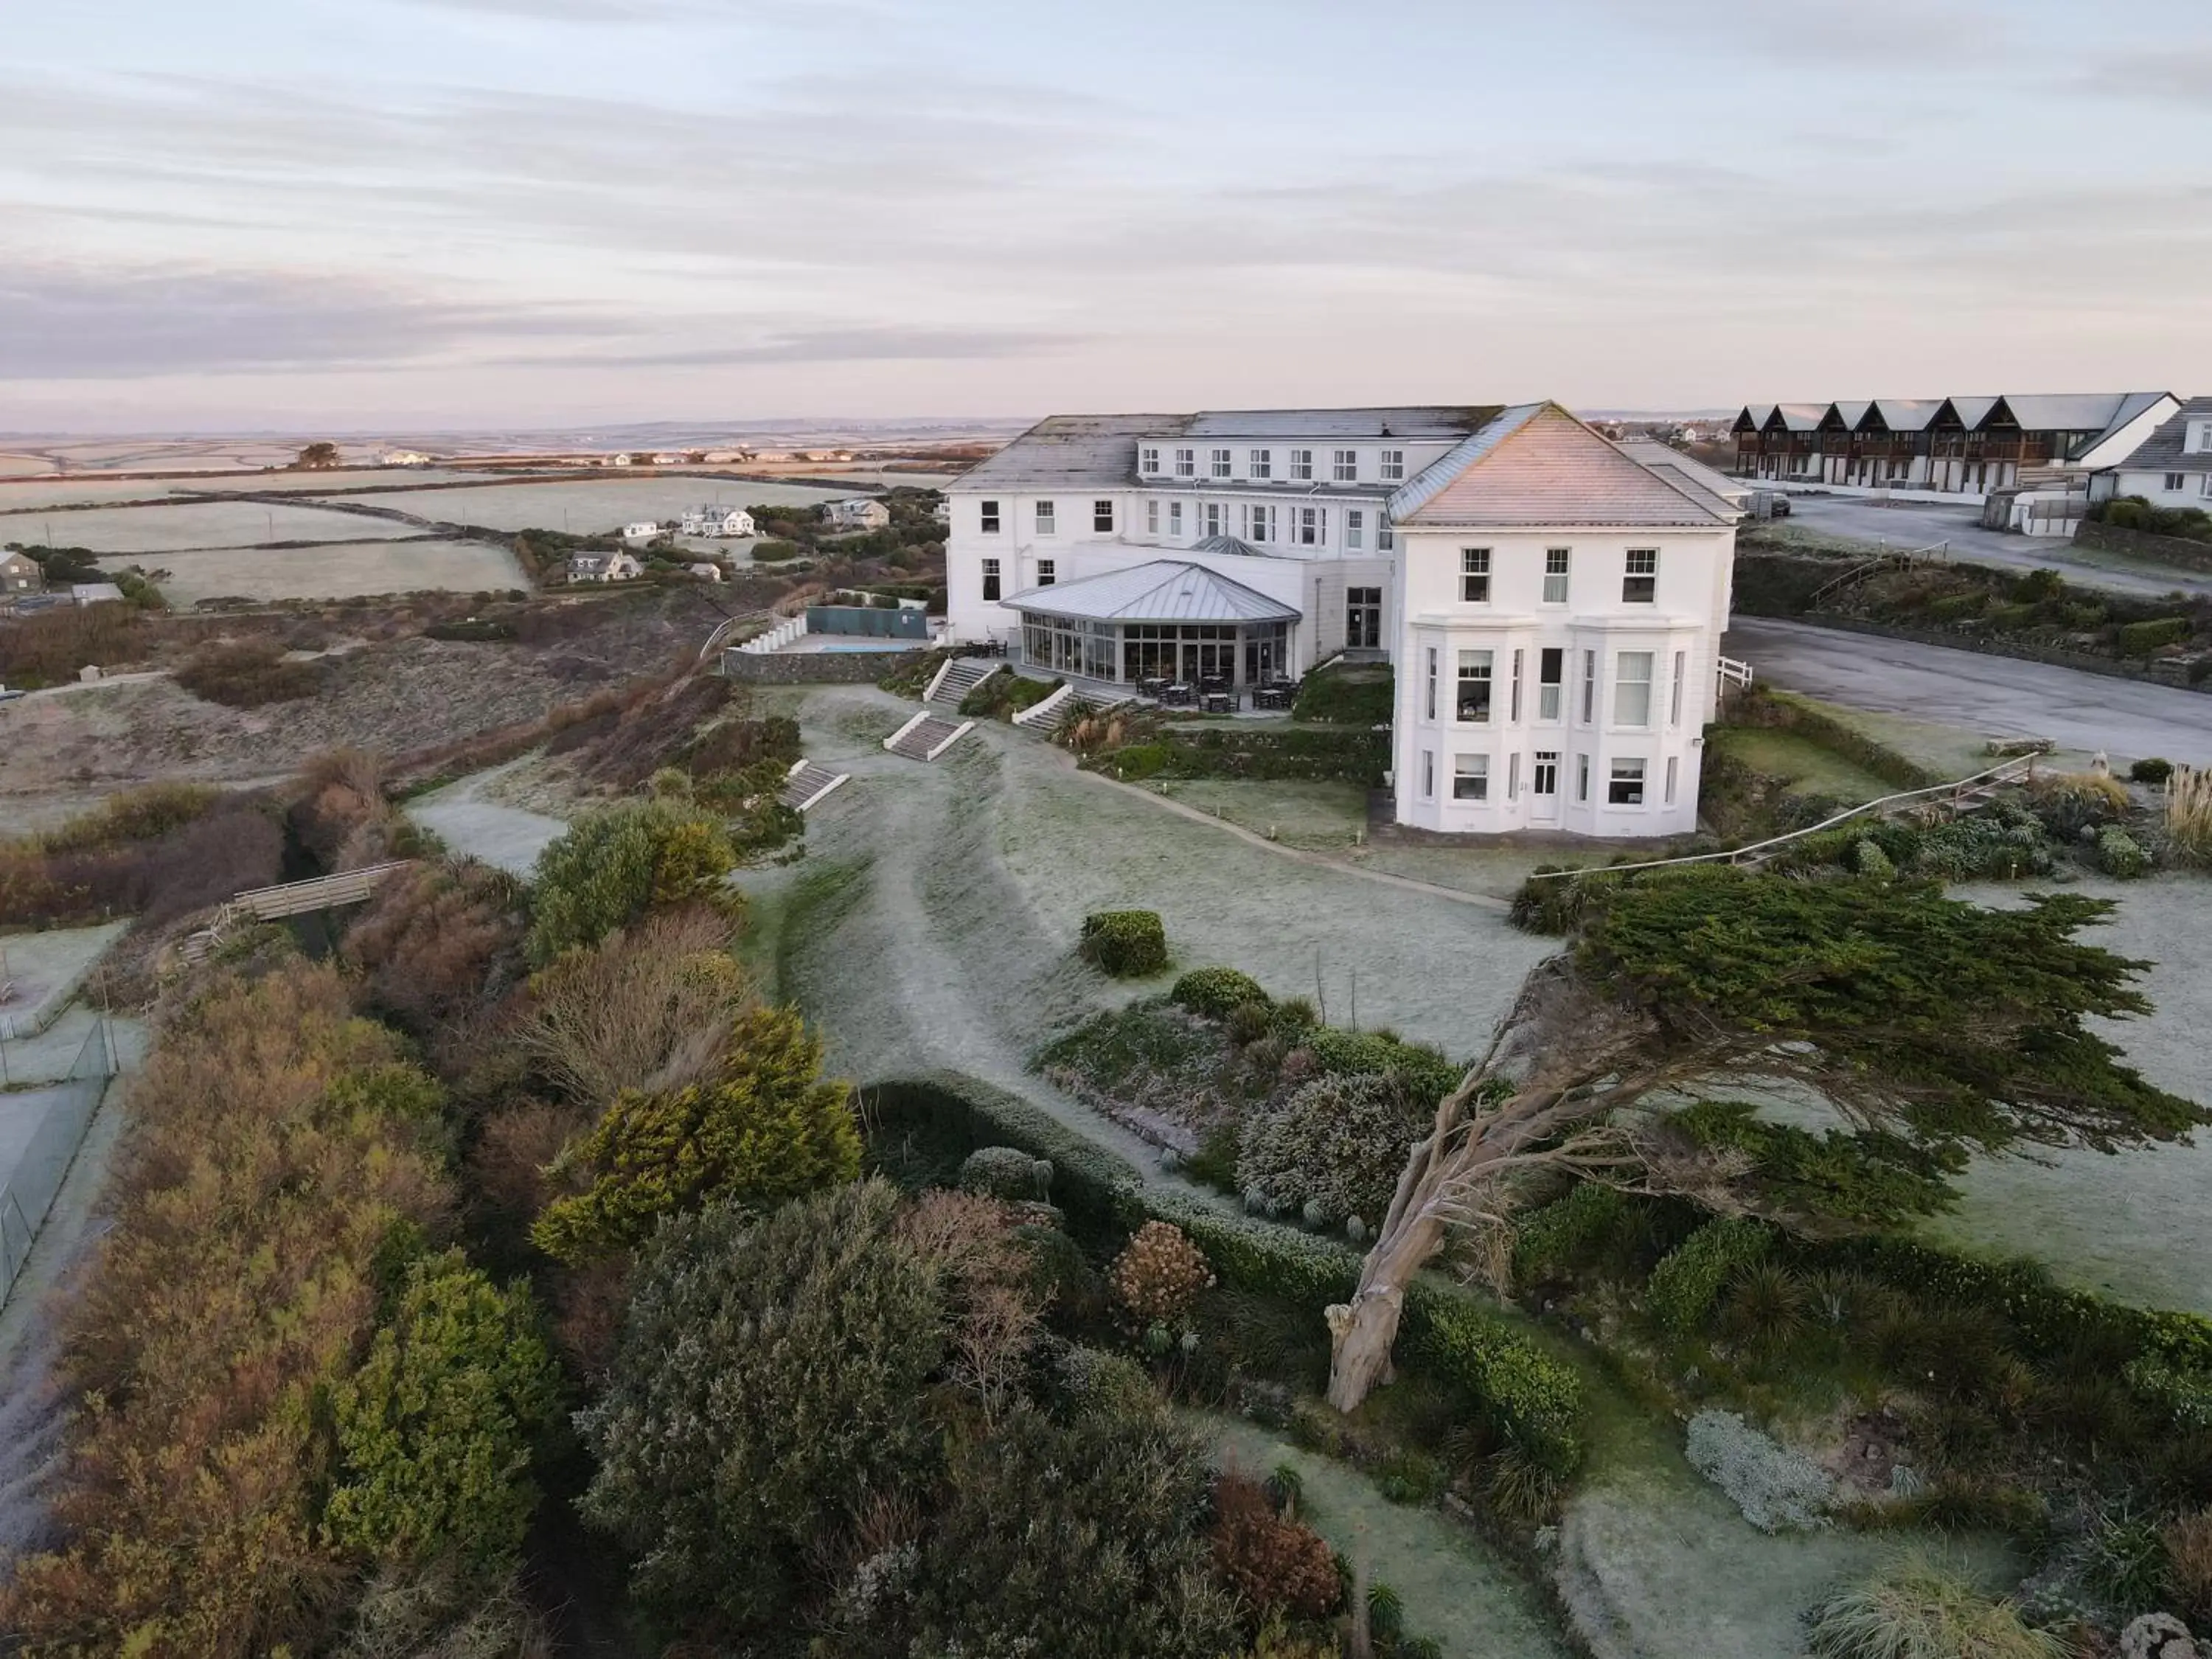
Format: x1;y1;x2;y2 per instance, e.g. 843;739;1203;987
578;1182;949;1633
959;1144;1053;1201
1851;838;1895;879
1399;1285;1585;1474
1300;1026;1461;1106
1291;664;1394;726
1513;1183;1628;1280
175;639;322;706
2131;757;2174;785
324;1251;560;1575
531;1004;860;1262
1508;866;1619;935
1236;1072;1430;1227
2098;827;2152;879
525;798;739;966
1646;1217;1770;1334
1103;741;1174;781
2118;616;2192;656
1171;966;1271;1019
1079;909;1169;977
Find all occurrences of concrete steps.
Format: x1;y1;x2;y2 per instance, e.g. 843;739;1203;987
780;759;850;811
883;712;974;762
926;656;1004;707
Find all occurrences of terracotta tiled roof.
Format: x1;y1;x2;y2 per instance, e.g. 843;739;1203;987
1391;405;1736;529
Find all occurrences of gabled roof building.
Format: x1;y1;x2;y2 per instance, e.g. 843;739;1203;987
945;401;1742;839
1731;393;2178;497
2090;396;2212;512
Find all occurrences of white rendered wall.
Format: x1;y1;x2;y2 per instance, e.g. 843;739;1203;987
1388;526;1736;840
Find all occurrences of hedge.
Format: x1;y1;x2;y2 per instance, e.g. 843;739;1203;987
1723;686;1941;793
863;1071;1587;1475
1646;1216;1770;1333
1079;910;1169;977
1099;726;1391;785
2117;616;2191;657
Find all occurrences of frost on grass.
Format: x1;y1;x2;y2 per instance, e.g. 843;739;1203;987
1684;1409;1834;1533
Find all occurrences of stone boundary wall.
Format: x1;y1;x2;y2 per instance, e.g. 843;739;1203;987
721;645;930;684
2076;519;2212;574
1764;613;2209;697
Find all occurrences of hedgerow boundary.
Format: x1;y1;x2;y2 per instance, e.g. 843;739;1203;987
866;1072;1584;1473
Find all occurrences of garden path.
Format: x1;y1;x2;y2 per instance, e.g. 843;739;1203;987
407;759;568;877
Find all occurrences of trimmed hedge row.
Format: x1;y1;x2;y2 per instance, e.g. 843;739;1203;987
1724;685;1942;793
1100;726;1391;785
862;1071;1587;1475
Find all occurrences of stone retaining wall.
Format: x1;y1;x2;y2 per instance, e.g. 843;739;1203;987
721;646;930;684
1773;613;2208;695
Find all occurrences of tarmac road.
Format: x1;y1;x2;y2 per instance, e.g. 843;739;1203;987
1778;493;2212;600
1723;616;2212;765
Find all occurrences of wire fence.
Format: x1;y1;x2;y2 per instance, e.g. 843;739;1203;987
0;1018;117;1308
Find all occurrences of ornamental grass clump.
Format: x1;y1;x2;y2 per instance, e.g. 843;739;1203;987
2168;765;2212;866
1804;1552;2064;1659
1110;1220;1216;1335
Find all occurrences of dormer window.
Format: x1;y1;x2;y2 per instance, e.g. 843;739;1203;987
2191;421;2212;455
1288;448;1313;480
1211;448;1232;479
1140;446;1161;476
1249;448;1272;479
1380;448;1405;481
1175;447;1196;477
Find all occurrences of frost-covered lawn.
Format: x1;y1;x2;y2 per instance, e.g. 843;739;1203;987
1706;726;1898;801
1152;777;1371;850
1925;873;2212;1313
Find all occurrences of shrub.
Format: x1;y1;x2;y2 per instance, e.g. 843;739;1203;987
1290;663;1393;726
1513;1182;1628;1280
524;798;740;966
1397;1287;1585;1474
579;1182;947;1632
324;1251;560;1574
1299;1026;1461;1107
1509;866;1618;935
175;636;322;705
2168;765;2212;866
515;905;749;1107
343;858;525;1032
959;1144;1053;1201
35;781;221;853
1079;908;1169;976
2099;827;2152;879
2131;757;2175;785
2118;617;2192;656
1805;1553;2065;1659
1110;1220;1216;1330
1646;1216;1771;1333
1172;966;1272;1019
532;1002;859;1262
1236;1071;1429;1227
2028;770;2131;837
1852;838;1895;879
2163;1509;2212;1629
844;1400;1241;1658
0;964;453;1656
1683;1409;1834;1532
1208;1473;1340;1620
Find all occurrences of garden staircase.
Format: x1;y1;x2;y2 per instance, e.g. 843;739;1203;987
883;711;974;762
780;759;850;812
1015;683;1130;733
925;657;1004;708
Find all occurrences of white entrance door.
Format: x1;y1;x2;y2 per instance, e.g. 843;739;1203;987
1530;751;1561;824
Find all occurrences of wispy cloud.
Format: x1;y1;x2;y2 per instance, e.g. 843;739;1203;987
515;324;1091;368
2070;45;2212;107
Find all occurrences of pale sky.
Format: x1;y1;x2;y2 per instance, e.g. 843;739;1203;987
3;0;2208;432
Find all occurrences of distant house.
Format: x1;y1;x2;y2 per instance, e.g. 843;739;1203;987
378;449;433;467
679;506;757;538
702;448;754;464
653;453;685;467
0;551;41;593
71;582;126;606
568;552;644;583
622;521;665;542
688;562;725;582
826;497;891;531
931;499;952;525
610;453;634;468
2091;396;2212;512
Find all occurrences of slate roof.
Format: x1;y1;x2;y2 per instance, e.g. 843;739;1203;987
1612;439;1751;508
953;414;1172;490
1004;560;1299;624
1866;399;1944;431
1180;406;1498;439
1391;405;1736;529
2112;396;2212;476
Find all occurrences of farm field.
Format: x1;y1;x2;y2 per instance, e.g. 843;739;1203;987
152;538;528;605
358;476;853;534
0;499;420;552
0;468;508;510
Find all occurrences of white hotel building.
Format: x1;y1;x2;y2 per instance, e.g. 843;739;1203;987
944;403;1740;838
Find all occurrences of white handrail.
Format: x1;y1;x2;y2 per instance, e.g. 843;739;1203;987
1527;751;2042;882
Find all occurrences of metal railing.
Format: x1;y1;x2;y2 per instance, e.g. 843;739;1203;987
0;1017;116;1307
1526;752;2042;883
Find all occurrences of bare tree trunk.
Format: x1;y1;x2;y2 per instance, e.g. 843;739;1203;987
1326;1206;1442;1411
